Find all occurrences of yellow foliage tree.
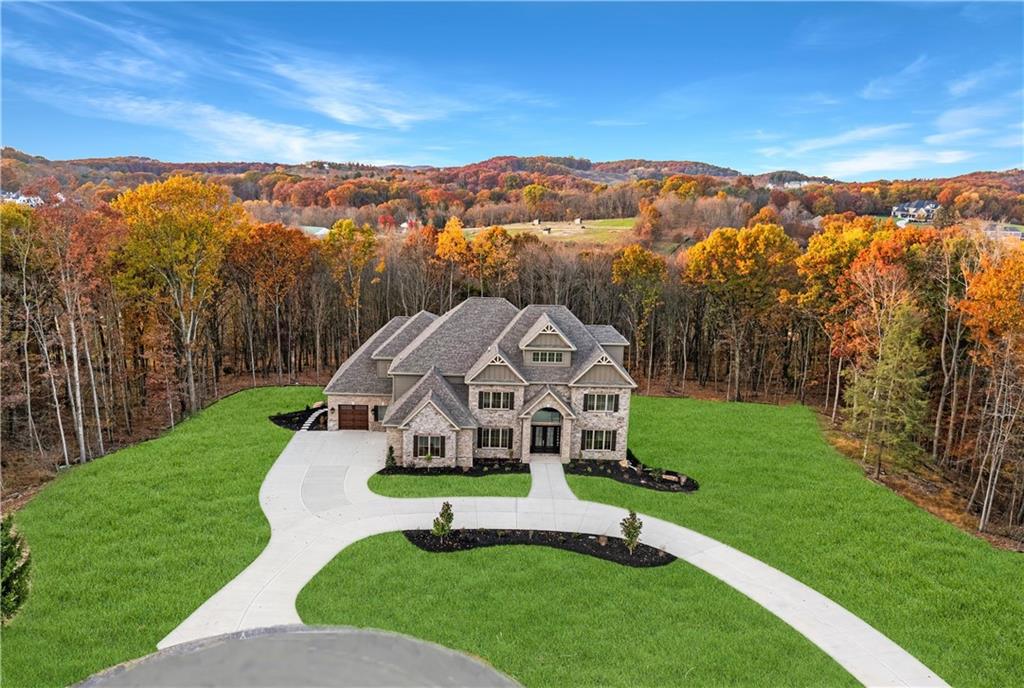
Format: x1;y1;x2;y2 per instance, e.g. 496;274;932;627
686;223;800;400
112;176;245;413
435;216;468;309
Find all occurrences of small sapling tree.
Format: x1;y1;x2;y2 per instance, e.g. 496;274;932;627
386;445;396;468
1;516;31;625
620;510;642;556
432;501;454;543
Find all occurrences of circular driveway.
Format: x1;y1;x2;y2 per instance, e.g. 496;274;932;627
78;625;519;687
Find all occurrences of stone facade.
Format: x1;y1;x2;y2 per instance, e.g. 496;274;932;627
396;403;472;468
326;394;390;431
468;384;525;460
568;386;630;462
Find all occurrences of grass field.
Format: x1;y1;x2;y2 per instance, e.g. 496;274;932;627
298;533;856;687
0;387;322;688
6;391;1022;687
300;397;1024;687
368;472;531;498
465;217;636;245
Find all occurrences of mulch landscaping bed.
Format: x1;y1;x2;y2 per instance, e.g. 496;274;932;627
378;453;698;492
566;450;699;493
378;458;530;477
269;405;325;431
404;529;676;568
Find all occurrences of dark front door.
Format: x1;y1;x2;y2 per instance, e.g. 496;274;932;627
337;405;369;430
530;425;561;454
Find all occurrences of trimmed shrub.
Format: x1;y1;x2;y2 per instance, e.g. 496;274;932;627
1;516;31;625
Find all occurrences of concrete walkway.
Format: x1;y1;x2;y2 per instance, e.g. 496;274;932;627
160;431;948;688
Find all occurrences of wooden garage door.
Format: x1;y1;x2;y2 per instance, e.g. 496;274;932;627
337;405;369;430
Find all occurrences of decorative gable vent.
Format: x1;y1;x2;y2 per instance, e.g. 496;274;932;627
519;314;577;351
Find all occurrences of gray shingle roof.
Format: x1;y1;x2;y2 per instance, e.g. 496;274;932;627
586;324;629;346
388;297;520;376
371;310;437;360
486;305;620;384
323;316;408;395
521;385;574;418
382;367;474;428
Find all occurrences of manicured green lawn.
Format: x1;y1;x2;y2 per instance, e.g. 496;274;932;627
298;533;856;687
1;387;322;688
585;217;636;229
569;397;1024;688
369;473;531;498
300;396;1024;687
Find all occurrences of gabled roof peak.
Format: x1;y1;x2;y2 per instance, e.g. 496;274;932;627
518;312;577;351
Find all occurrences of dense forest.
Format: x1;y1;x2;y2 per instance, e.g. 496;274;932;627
1;152;1022;545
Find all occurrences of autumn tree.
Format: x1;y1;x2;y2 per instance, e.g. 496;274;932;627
686;223;800;400
466;226;518;296
958;246;1024;532
612;244;666;382
522;184;552;215
436;217;468;309
112;176;245;413
323;219;377;348
227;223;312;382
795;214;878;417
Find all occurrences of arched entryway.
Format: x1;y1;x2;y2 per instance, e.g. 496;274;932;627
530;407;562;454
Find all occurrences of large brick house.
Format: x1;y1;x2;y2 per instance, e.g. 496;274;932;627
324;297;635;467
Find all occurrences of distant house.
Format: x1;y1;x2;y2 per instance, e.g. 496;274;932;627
298;225;330;239
1;191;44;207
980;222;1024;243
891;200;939;223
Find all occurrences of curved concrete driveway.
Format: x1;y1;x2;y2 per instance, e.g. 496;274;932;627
84;625;517;687
160;431;948;688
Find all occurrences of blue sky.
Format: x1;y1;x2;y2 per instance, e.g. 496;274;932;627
2;2;1022;180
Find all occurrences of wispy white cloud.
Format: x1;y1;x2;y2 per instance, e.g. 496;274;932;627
988;124;1023;149
2;36;184;85
266;59;472;130
935;102;1012;131
924;128;987;145
790;124;909;154
821;148;973;179
757;124;908;159
27;87;365;162
861;55;929;100
948;61;1014;97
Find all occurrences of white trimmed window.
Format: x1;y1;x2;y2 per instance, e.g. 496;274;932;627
476;427;513;449
478;391;514;409
583;393;620;412
413;435;446;458
582;429;617;451
531;351;564;364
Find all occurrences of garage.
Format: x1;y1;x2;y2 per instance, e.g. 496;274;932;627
337;405;369;430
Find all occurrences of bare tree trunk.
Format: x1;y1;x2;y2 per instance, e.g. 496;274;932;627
35;322;69;466
78;304;105;455
831;357;843;424
55;315;88;462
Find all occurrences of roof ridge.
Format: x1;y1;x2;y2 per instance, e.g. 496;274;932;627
370;311;436;360
322;316;408;394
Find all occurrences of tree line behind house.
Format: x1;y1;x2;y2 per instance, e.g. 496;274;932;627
1;174;1022;543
